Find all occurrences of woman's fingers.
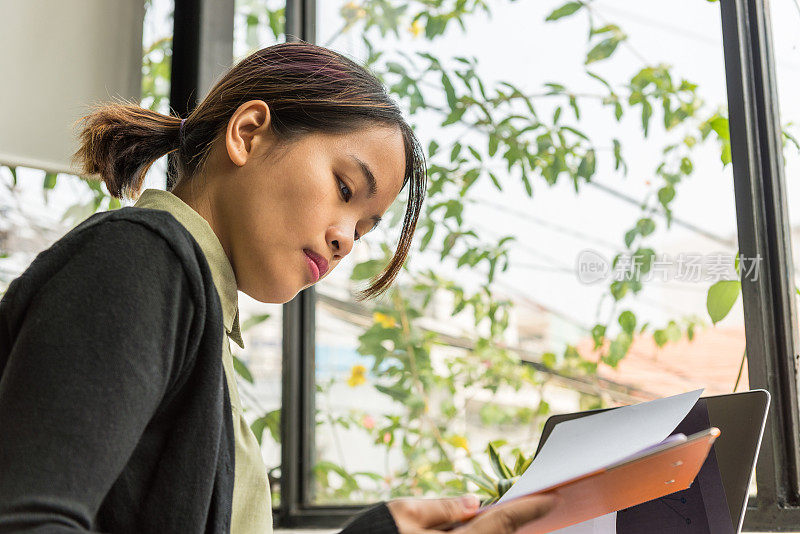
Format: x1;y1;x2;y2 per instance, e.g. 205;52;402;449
388;495;481;529
455;494;559;534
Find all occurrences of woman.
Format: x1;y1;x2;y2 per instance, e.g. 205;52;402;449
0;42;556;533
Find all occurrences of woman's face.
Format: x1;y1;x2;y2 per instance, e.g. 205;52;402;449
188;100;407;304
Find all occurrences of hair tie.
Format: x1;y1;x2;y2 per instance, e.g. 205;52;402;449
179;118;186;143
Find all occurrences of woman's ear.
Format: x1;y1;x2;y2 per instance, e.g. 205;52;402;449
225;99;272;167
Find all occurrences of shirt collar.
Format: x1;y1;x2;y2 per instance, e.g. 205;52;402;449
134;188;245;348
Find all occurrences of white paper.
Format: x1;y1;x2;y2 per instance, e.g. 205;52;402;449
497;389;703;504
550;512;617;534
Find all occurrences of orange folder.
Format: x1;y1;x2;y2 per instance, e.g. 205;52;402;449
510;428;720;533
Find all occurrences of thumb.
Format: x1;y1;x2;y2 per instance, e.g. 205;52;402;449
456;494;559;534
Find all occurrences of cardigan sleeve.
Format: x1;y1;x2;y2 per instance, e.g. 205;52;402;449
338;503;399;534
0;220;199;533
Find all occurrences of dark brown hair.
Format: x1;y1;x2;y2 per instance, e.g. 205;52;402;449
74;41;427;301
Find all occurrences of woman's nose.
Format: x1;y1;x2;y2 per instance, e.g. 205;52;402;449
328;226;354;259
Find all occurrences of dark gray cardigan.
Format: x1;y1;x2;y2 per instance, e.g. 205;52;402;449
0;208;235;532
0;207;398;534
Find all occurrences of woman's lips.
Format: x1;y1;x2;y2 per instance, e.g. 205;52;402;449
303;249;328;283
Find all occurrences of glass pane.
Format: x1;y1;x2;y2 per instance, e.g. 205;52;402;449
1;0;175;285
311;0;746;507
0;0;287;509
768;0;800;502
770;0;800;349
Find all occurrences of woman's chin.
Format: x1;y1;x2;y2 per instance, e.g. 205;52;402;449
240;282;296;305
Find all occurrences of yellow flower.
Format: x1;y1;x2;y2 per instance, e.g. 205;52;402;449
447;434;470;453
373;311;396;328
347;364;367;387
341;1;367;22
409;19;423;38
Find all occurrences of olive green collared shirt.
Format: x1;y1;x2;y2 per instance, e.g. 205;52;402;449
134;189;272;534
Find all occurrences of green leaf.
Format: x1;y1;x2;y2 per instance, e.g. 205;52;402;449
442;72;457;109
665;321;682;342
586;36;624;64
488;134;500;157
633;247;655;274
569;95;580;119
232;355;254;383
586;70;613;91
442;106;467;126
515;453;533;475
610;280;628;300
386;61;406;75
267;9;284;38
464;473;498;496
43;172;58;190
591;324;606;348
641;100;653;136
487;442;513;479
618;310;637;334
653;329;668;347
577;149;596;179
680;157;693;175
562;125;589;140
624;228;638;248
251;409;281;445
420;224;435;250
546;2;583;21
635;218;655;237
374;383;411;403
468;145;483;162
605;331;632;366
497;477;518;497
658;185;675;206
241;313;271;332
521;172;533;197
613;139;625;173
591;24;621;36
544;82;567;94
451;142;463;162
707;280;741;324
488;171;502;191
351;259;384;281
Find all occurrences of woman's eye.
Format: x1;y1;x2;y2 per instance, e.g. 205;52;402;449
336;176;352;202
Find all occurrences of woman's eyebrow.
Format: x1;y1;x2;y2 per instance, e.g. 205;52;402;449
348;154;378;199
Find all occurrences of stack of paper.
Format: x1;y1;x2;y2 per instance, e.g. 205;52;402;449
494;389;707;533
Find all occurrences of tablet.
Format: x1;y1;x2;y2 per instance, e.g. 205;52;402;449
536;389;770;533
438;428;718;532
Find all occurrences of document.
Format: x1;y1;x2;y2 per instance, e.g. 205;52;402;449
497;389;704;505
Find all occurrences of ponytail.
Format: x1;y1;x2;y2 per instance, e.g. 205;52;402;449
73;102;183;199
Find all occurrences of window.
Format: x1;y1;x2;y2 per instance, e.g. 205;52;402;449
2;0;797;530
276;0;800;529
306;0;750;510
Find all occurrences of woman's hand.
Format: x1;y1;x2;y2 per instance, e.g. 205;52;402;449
387;493;558;533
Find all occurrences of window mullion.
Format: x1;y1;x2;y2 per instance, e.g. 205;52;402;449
721;0;800;514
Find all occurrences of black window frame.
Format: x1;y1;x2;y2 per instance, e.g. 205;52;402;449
169;0;800;529
721;0;800;529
